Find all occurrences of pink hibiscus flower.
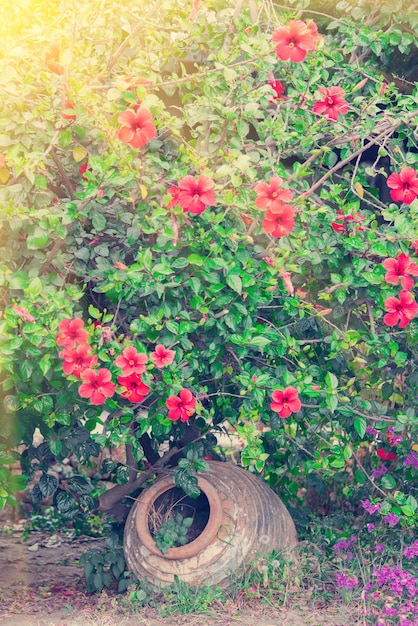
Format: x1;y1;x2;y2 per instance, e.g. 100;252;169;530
262;203;295;238
386;167;418;204
270;387;301;418
177;175;216;214
78;368;116;405
313;87;348;121
382;253;418;290
165;389;196;422
55;318;89;348
114;346;148;376
150;344;175;368
383;290;418;328
272;20;317;63
254;176;293;211
117;108;156;149
117;374;151;403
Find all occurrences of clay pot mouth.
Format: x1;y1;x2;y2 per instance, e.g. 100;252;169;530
135;473;224;560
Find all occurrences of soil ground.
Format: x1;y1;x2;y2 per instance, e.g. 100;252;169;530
0;525;362;626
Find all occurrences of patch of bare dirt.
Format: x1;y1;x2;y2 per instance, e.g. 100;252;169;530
0;527;362;626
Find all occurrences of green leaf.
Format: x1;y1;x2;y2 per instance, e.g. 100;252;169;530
353;416;366;438
226;274;242;294
325;372;338;389
187;254;204;266
26;277;43;297
26;227;49;249
67;475;92;495
381;475;396;490
400;505;415;517
88;305;101;320
55;490;79;517
92;212;107;231
7;271;29;290
49;439;62;456
406;495;417;511
38;473;58;498
248;336;271;348
326;394;338;413
34;174;48;190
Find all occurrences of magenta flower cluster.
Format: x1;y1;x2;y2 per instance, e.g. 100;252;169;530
403;451;418;469
372;464;388;479
374;565;417;598
404;541;418;560
361;498;382;515
335;572;359;589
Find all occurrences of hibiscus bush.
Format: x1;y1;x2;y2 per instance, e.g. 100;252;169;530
0;0;418;544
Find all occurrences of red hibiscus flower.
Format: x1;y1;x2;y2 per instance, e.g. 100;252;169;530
150;344;175;368
331;210;365;233
78;368;116;405
45;43;64;74
268;79;285;102
12;304;35;323
376;448;397;461
279;268;294;296
56;318;89;348
114;261;128;270
382;253;418;290
271;20;317;63
313;87;348;121
114;346;148;376
60;344;98;378
79;161;92;181
386;167;418;205
262;203;295;238
167;185;182;209
254;176;293;210
117;374;151;403
383;290;418;328
62;101;76;121
117;108;156;149
270;386;301;418
177;175;216;214
165;388;196;422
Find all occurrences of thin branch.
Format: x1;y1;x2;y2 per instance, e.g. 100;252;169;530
299;110;418;199
50;149;76;200
107;21;145;70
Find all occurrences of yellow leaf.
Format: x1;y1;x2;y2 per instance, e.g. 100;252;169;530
412;443;418;452
60;49;72;65
107;87;121;101
0;168;10;184
73;147;88;163
354;182;364;198
139;184;148;200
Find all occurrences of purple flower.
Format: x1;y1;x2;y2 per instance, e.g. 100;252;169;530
403;452;418;469
404;541;418;559
375;543;385;553
336;572;359;589
384;606;399;616
366;426;378;436
384;512;400;527
367;523;375;532
372;464;388;479
333;535;357;553
375;565;417;599
386;426;403;445
361;498;382;515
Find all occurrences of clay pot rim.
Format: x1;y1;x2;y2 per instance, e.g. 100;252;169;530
135;472;224;560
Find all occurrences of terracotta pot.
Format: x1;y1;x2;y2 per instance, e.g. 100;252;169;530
124;461;297;587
